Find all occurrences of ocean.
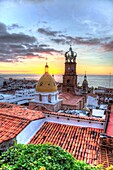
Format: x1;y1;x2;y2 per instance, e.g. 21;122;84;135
1;74;113;88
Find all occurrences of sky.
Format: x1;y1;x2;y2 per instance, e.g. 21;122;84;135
0;0;113;75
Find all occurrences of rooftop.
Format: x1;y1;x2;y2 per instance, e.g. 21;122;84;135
0;102;44;121
106;105;113;137
0;102;45;144
59;92;84;106
99;134;113;168
29;121;103;165
0;114;29;144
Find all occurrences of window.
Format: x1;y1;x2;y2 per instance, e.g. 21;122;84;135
48;94;51;103
39;94;42;101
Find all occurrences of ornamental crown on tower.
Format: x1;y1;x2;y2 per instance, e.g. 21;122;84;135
65;45;77;63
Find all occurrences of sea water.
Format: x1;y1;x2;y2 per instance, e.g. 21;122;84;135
1;74;113;88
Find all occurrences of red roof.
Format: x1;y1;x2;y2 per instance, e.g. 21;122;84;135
59;92;84;106
99;134;113;168
0;102;45;121
29;122;103;165
0;115;29;144
106;105;113;136
0;102;45;144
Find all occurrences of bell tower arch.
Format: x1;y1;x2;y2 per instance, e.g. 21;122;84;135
62;46;77;93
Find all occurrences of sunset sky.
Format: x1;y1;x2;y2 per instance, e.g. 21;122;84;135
0;0;113;75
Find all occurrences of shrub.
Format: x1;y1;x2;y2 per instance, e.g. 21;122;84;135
0;144;103;170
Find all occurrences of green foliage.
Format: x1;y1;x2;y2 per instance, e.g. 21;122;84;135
0;144;103;170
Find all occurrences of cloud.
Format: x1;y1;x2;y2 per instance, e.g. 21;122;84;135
0;23;62;63
38;28;61;36
101;41;113;51
51;38;66;44
51;33;113;53
51;35;101;46
39;44;49;48
0;33;36;43
8;23;23;30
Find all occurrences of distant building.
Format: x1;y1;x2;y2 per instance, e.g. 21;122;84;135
95;87;113;104
87;93;99;109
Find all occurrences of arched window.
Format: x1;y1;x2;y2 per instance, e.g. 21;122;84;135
48;94;51;103
67;79;70;85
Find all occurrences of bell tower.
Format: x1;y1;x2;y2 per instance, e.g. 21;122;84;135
62;46;77;93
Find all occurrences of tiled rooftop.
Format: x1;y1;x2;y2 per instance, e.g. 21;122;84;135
59;92;84;106
0;114;29;144
99;134;113;168
29;122;103;165
0;102;45;121
0;102;45;144
106;105;113;136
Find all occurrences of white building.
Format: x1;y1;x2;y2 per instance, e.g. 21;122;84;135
87;94;99;109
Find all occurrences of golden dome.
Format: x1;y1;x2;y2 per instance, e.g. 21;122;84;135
36;72;57;92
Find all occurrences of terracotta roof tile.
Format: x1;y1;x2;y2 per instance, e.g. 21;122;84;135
106;105;113;136
29;122;103;165
59;92;84;106
0;102;45;144
0;102;45;121
0;114;29;144
99;134;113;168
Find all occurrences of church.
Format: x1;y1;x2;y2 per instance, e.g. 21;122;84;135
29;62;62;112
29;46;87;112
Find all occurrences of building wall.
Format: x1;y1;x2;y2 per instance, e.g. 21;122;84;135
16;118;45;144
29;100;62;112
87;96;98;108
45;114;105;129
